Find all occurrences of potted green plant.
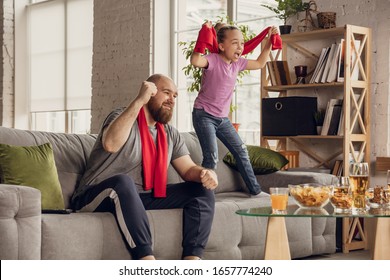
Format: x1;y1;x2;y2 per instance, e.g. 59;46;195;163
262;0;308;34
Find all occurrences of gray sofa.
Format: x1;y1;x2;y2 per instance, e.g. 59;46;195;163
0;126;338;260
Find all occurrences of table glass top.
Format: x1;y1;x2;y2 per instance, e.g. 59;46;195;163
236;205;390;218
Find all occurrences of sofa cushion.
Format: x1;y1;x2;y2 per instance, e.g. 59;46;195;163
223;145;289;175
0;127;97;208
0;143;65;210
41;212;131;260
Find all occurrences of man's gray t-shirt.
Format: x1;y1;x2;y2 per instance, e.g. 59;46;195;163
73;107;189;199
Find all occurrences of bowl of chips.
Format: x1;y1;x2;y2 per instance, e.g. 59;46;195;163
289;183;332;208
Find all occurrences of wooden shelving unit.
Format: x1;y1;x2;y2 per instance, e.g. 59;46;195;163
261;25;372;253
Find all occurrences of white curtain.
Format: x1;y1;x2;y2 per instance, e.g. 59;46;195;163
29;0;93;112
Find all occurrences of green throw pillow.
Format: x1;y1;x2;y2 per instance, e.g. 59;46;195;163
223;145;289;175
0;142;65;210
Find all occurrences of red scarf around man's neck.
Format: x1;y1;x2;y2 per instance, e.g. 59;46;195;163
137;107;168;198
194;25;282;55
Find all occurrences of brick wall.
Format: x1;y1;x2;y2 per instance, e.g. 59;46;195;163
0;0;14;127
90;0;152;133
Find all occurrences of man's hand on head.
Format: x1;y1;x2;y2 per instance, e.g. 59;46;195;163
200;168;218;190
136;81;158;105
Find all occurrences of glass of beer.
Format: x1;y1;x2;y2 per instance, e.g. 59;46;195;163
349;162;369;212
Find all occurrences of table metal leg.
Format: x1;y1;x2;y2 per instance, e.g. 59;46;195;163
264;216;291;260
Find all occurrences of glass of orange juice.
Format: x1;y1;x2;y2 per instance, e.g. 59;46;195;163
270;187;289;214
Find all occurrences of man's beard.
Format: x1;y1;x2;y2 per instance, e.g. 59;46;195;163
147;99;173;124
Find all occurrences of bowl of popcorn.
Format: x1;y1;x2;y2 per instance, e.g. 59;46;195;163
288;183;332;209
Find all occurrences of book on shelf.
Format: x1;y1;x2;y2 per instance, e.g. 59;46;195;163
308;42;344;84
337;106;344;136
310;47;330;84
267;61;291;85
320;43;337;83
309;47;326;83
327;101;343;135
337;38;361;82
266;61;278;86
331;159;343;176
276;60;291;85
321;98;343;135
337;39;345;82
321;100;332;135
326;43;341;83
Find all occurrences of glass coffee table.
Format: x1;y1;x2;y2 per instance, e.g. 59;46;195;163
236;205;390;260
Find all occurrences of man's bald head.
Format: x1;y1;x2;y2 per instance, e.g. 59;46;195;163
146;74;173;85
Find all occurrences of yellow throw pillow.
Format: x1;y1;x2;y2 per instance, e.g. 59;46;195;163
0;142;65;210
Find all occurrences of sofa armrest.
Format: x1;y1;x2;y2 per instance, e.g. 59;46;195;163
256;171;338;194
0;184;41;259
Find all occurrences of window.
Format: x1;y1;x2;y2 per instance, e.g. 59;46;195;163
27;0;93;133
173;0;227;133
173;0;281;144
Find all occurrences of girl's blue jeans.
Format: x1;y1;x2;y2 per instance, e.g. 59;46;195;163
192;108;261;195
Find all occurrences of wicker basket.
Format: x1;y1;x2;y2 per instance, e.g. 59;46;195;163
317;12;336;29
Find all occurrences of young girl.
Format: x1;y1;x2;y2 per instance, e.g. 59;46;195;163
190;22;279;195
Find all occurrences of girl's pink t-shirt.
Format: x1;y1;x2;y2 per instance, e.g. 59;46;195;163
194;53;248;118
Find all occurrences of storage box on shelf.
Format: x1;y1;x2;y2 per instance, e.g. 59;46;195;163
260;25;372;253
262;96;317;136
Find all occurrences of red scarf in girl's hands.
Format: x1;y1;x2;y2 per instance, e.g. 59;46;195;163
242;27;283;54
193;25;282;55
137;107;168;198
194;24;219;53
